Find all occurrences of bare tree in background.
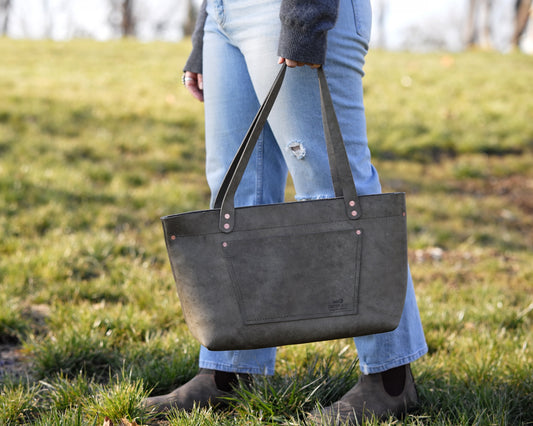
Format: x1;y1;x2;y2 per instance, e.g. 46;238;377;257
373;0;389;49
466;0;494;49
512;0;532;47
0;0;11;35
109;0;136;37
183;0;198;36
121;0;135;36
42;0;55;38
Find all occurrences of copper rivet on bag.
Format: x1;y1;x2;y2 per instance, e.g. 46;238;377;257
222;242;228;248
403;212;406;216
351;210;357;217
356;230;361;235
224;213;230;219
224;223;230;230
171;235;176;240
349;200;355;207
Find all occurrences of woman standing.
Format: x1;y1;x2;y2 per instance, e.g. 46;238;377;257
144;0;428;423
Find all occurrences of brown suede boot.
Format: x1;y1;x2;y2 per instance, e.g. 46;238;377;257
309;364;418;425
143;368;249;414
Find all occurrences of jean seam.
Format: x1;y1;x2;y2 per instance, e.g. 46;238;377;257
348;0;371;45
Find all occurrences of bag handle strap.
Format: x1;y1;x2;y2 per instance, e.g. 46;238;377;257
317;66;360;218
216;65;361;233
213;64;288;210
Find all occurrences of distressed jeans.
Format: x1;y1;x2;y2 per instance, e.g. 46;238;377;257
198;0;428;375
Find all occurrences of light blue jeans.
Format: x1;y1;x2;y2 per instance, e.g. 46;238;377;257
199;0;428;375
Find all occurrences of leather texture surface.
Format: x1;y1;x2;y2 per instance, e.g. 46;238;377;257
161;66;408;350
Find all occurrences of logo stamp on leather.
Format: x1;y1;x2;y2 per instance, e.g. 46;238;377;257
328;298;346;312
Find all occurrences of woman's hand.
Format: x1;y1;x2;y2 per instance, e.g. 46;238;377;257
182;71;204;102
278;57;321;69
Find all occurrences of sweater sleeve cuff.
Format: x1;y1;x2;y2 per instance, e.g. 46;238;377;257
183;45;203;74
277;24;327;65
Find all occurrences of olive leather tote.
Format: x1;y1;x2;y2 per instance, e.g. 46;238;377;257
161;66;408;350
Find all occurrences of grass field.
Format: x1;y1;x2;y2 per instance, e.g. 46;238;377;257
0;38;532;425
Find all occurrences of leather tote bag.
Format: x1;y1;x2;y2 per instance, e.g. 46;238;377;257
161;66;408;350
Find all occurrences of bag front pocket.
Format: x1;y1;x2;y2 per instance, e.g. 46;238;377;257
222;227;362;325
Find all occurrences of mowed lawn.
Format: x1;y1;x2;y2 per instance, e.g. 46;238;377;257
0;39;532;425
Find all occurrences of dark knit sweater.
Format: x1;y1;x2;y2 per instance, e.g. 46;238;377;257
184;0;340;73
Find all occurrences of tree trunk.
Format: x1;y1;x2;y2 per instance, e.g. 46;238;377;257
121;0;135;37
42;0;54;38
512;0;532;47
480;0;493;49
466;0;477;47
375;0;388;49
466;0;493;49
0;0;11;36
183;0;198;37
